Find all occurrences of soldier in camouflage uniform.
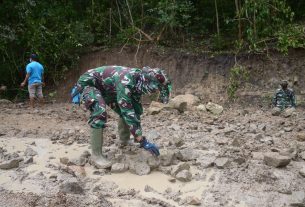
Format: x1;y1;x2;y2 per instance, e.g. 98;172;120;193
72;65;171;168
272;80;296;116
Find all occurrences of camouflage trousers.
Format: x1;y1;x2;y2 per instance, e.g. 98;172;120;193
82;86;130;141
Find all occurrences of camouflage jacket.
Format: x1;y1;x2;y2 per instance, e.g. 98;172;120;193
272;88;296;109
77;66;171;137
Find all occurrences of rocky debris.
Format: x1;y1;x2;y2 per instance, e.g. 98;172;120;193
214;157;230;169
24;157;33;164
129;161;150;175
24;147;38;157
196;104;206;112
60;181;84;194
170;137;184;147
175;169;192;182
60;157;70;165
206;102;223;115
170;94;199;111
0;99;12;105
0;158;20;169
159;150;175;166
289;191;305;207
182;196;201;206
176;148;199;161
264;152;291;168
196;156;215;168
144;185;155;192
299;167;305;178
271;108;281;116
300;151;305;160
296;133;305;142
171;163;190;176
147;101;165;115
111;163;128;173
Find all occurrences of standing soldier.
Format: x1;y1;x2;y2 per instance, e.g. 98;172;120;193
272;80;296;116
72;66;171;168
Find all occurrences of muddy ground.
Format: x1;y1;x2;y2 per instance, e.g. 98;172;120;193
0;98;305;207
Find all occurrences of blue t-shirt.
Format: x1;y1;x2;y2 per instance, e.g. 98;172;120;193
26;61;44;85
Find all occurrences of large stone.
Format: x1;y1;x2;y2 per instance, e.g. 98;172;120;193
129;162;151;175
176;148;199;161
159;150;175;166
296;133;305;142
214;157;230;169
0;158;20;169
111;163;128;173
196;104;206;112
264;152;291;168
24;147;38;157
0;99;12;105
299;167;305;178
169;94;199;112
206;102;223;115
184;196;201;205
171;163;190;176
147;101;165;115
175;170;192;182
60;181;84;194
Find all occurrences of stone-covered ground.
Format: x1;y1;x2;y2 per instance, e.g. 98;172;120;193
0;96;305;207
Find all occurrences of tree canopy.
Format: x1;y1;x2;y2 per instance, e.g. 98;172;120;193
0;0;304;98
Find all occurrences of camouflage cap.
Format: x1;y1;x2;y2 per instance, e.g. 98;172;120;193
280;80;288;88
142;67;172;103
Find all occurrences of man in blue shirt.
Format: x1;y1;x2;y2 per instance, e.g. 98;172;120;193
21;54;45;108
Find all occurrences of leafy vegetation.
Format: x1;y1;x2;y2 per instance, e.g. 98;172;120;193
0;0;305;99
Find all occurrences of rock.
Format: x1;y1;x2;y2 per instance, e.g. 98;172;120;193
60;157;69;165
148;101;165;115
284;127;293;132
206;102;223;115
144;185;155;192
196;157;215;168
24;157;33;164
252;152;264;160
299;167;305;178
24;147;37;157
175;170;192;182
196;104;206;112
264;152;291;168
283;108;295;118
0;158;20;169
160;150;175;166
146;130;161;140
300;151;305;160
214;157;230;169
231;137;240;147
171;163;190;176
289;191;305;207
129;162;151;175
170;94;199;112
80;151;91;159
69;157;87;166
171;137;184;147
60;181;84;194
176;148;198;161
271;107;281;116
184;196;201;205
168;177;176;183
0;99;12;105
296;133;305;142
111;163;128;173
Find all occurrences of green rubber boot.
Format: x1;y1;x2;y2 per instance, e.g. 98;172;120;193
118;118;131;147
89;128;112;169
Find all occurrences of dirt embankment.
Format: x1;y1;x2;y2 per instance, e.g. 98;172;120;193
58;47;305;106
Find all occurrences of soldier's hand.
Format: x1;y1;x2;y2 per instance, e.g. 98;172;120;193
139;137;160;156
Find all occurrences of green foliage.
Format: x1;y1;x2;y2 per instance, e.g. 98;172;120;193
276;24;305;54
227;65;249;100
1;0;305;99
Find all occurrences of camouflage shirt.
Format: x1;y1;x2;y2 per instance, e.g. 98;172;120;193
76;65;171;137
272;88;296;109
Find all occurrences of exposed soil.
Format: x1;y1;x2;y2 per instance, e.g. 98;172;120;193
0;99;305;207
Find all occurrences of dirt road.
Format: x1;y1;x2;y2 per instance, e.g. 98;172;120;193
0;100;305;207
